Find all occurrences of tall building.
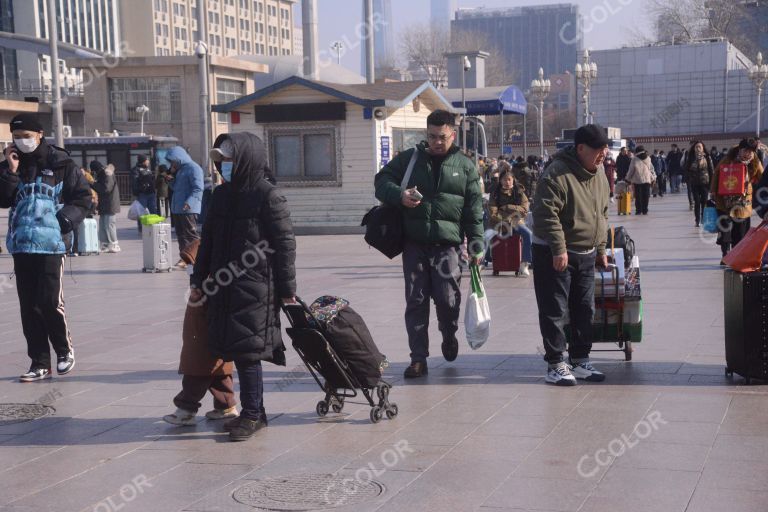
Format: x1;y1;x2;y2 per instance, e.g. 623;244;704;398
452;4;582;88
118;0;296;58
0;0;17;89
430;0;456;32
293;24;303;57
360;0;395;79
10;0;121;91
588;40;762;137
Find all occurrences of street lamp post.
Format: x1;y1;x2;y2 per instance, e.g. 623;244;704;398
748;52;768;138
135;105;149;135
529;67;551;160
331;41;344;65
575;49;598;126
461;55;471;153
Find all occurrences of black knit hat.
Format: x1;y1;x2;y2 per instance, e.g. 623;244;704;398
10;113;44;133
574;124;609;149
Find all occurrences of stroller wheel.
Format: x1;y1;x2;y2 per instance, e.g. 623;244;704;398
385;403;398;419
377;385;389;402
369;406;383;423
332;402;343;413
316;401;329;417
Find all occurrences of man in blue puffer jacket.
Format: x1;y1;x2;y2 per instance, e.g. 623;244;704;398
0;113;92;381
165;146;203;270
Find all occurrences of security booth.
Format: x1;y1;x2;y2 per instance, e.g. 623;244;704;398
47;135;179;203
212;76;462;233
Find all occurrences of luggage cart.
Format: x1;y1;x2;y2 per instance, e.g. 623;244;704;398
282;298;397;423
591;264;633;361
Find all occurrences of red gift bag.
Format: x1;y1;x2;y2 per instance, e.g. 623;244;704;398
718;163;747;196
723;220;768;273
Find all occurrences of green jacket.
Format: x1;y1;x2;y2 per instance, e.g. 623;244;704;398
532;146;609;256
374;143;483;250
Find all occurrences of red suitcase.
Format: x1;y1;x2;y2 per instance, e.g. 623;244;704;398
491;234;522;275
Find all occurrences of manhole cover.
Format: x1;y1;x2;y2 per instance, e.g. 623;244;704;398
0;403;54;426
232;473;384;511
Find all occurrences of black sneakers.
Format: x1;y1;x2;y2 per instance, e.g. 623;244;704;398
57;351;75;375
228;417;268;441
19;367;52;382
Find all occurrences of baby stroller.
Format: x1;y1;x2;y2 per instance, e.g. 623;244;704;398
282;297;398;423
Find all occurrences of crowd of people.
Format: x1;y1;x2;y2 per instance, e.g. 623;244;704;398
2;110;768;440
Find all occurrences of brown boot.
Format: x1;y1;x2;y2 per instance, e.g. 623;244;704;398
403;361;428;379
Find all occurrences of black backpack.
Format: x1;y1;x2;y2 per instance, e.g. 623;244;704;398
607;226;635;268
137;169;155;195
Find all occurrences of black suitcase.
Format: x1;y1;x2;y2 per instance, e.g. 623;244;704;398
724;269;768;384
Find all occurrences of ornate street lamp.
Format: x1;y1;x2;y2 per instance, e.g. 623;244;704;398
575;49;598;125
530;67;551;159
748;52;768;138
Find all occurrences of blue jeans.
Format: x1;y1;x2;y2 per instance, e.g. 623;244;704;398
136;192;158;231
512;225;533;263
235;360;265;420
671;174;683;192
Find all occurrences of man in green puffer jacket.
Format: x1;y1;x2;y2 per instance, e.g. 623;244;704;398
375;110;483;379
531;124;610;387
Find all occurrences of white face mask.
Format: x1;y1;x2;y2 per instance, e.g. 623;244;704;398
13;137;40;154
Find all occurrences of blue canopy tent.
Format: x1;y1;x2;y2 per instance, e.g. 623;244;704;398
443;85;527;157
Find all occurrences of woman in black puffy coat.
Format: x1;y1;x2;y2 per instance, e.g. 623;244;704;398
189;131;297;441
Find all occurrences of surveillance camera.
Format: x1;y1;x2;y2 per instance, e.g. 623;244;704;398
195;41;208;59
373;108;386;120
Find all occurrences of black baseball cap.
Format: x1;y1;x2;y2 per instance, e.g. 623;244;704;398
574;124;609;149
10;113;44;133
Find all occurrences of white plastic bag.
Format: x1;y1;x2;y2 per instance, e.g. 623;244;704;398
465;265;491;349
127;200;149;221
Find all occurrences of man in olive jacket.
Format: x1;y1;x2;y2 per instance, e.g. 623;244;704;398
531;124;610;386
375;110;483;378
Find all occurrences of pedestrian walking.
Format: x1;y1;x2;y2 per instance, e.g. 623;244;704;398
531;124;609;386
604;153;617;203
189;132;297;441
625;145;655;215
682;141;714;228
0;113;91;381
667;144;684;193
488;168;532;277
131;155;158;232
155;164;171;218
374;109;484;379
166;146;204;270
90;160;121;252
616;147;631;182
711;138;764;264
657;150;668;196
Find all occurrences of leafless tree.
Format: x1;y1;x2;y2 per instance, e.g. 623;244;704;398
399;23;450;87
648;0;757;56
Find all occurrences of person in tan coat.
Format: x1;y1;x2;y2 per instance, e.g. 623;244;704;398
711;138;764;264
625;145;656;215
488;168;532;276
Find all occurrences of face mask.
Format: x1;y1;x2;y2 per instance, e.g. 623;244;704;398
221;162;233;182
13;137;39;154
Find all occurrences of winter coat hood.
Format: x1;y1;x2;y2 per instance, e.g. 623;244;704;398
212;132;272;190
166;146;194;167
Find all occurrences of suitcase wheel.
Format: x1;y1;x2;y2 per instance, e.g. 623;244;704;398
385;403;399;419
316;401;329;417
624;340;633;361
493;270;499;276
725;367;733;377
370;406;383;423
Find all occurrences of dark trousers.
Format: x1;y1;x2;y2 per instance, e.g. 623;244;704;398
235;360;265;420
157;197;170;218
402;241;462;363
657;175;667;196
13;254;72;369
136;192;158;231
717;212;751;257
634;183;651;214
532;244;596;364
172;213;200;254
687;181;694;206
173;374;236;413
199;189;212;225
692;184;709;224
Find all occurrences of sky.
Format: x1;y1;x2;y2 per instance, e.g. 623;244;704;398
295;0;653;79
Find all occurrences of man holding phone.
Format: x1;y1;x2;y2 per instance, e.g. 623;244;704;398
0;114;92;381
531;124;610;386
375;110;484;379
